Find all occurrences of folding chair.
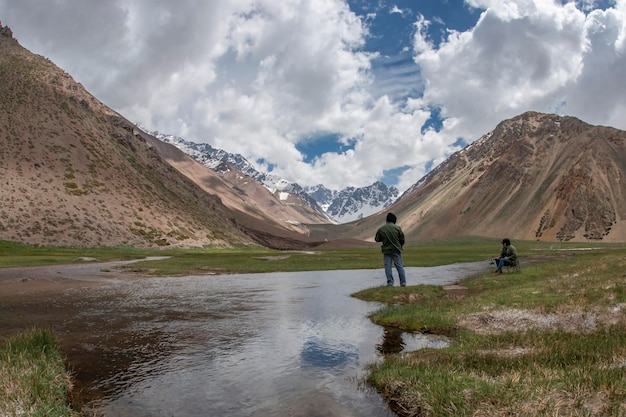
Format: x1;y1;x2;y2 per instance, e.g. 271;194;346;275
505;259;521;273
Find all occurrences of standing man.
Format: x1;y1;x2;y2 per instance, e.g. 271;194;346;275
375;212;407;287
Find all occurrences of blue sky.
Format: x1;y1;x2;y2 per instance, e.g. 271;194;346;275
0;0;623;192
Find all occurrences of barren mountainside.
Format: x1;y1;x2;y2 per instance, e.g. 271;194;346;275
148;132;332;227
135;130;331;245
0;26;321;249
310;112;626;244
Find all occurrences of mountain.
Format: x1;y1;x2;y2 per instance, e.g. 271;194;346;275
153;133;330;221
154;133;399;223
4;22;625;249
304;182;399;223
135;130;332;241
0;24;322;249
310;112;626;244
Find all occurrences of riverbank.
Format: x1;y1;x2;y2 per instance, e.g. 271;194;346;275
0;329;81;417
353;249;626;416
0;258;170;417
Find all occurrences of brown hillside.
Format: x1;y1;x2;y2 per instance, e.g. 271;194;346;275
311;112;626;243
137;131;328;248
0;26;315;248
137;130;329;230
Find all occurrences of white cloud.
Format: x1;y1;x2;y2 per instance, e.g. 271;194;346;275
390;6;405;15
415;0;626;145
1;0;625;194
280;96;434;190
567;2;626;128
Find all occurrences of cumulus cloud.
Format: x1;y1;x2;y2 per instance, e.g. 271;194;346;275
417;0;626;146
1;0;625;193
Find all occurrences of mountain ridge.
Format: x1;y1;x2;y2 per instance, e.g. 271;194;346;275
310;111;626;244
2;22;626;249
153;132;399;223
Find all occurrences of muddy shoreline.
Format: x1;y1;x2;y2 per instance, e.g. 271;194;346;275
0;257;171;303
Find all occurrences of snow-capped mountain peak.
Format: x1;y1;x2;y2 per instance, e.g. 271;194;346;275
154;131;399;223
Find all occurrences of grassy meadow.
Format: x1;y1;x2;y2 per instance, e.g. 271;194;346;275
2;237;626;416
1;236;611;274
354;247;626;416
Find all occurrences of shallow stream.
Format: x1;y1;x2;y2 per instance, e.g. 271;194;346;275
0;262;488;416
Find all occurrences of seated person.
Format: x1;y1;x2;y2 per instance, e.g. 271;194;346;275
492;238;517;274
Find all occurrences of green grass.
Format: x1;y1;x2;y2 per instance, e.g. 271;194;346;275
3;237;616;275
0;329;81;417
0;240;155;267
122;246;383;275
3;239;487;274
355;249;626;416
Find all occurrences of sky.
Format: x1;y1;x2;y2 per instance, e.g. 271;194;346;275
0;0;624;192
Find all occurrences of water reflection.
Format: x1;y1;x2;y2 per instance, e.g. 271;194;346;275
301;338;359;368
376;328;406;355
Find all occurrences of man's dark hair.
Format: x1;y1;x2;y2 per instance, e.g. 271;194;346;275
386;212;397;224
502;238;511;246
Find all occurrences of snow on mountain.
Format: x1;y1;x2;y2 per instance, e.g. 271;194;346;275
154;132;398;223
304;182;399;223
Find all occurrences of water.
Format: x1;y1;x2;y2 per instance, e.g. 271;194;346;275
0;262;489;416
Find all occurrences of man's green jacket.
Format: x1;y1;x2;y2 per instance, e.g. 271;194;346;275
502;245;518;266
375;222;405;255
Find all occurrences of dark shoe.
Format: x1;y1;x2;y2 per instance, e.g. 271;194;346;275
493;270;502;275
401;284;406;287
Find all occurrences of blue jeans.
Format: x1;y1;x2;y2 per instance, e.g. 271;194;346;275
496;258;511;272
384;253;406;286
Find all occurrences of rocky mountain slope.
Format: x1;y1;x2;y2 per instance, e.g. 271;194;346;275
134;129;331;241
154;133;399;223
0;24;321;249
311;112;626;244
153;133;331;222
